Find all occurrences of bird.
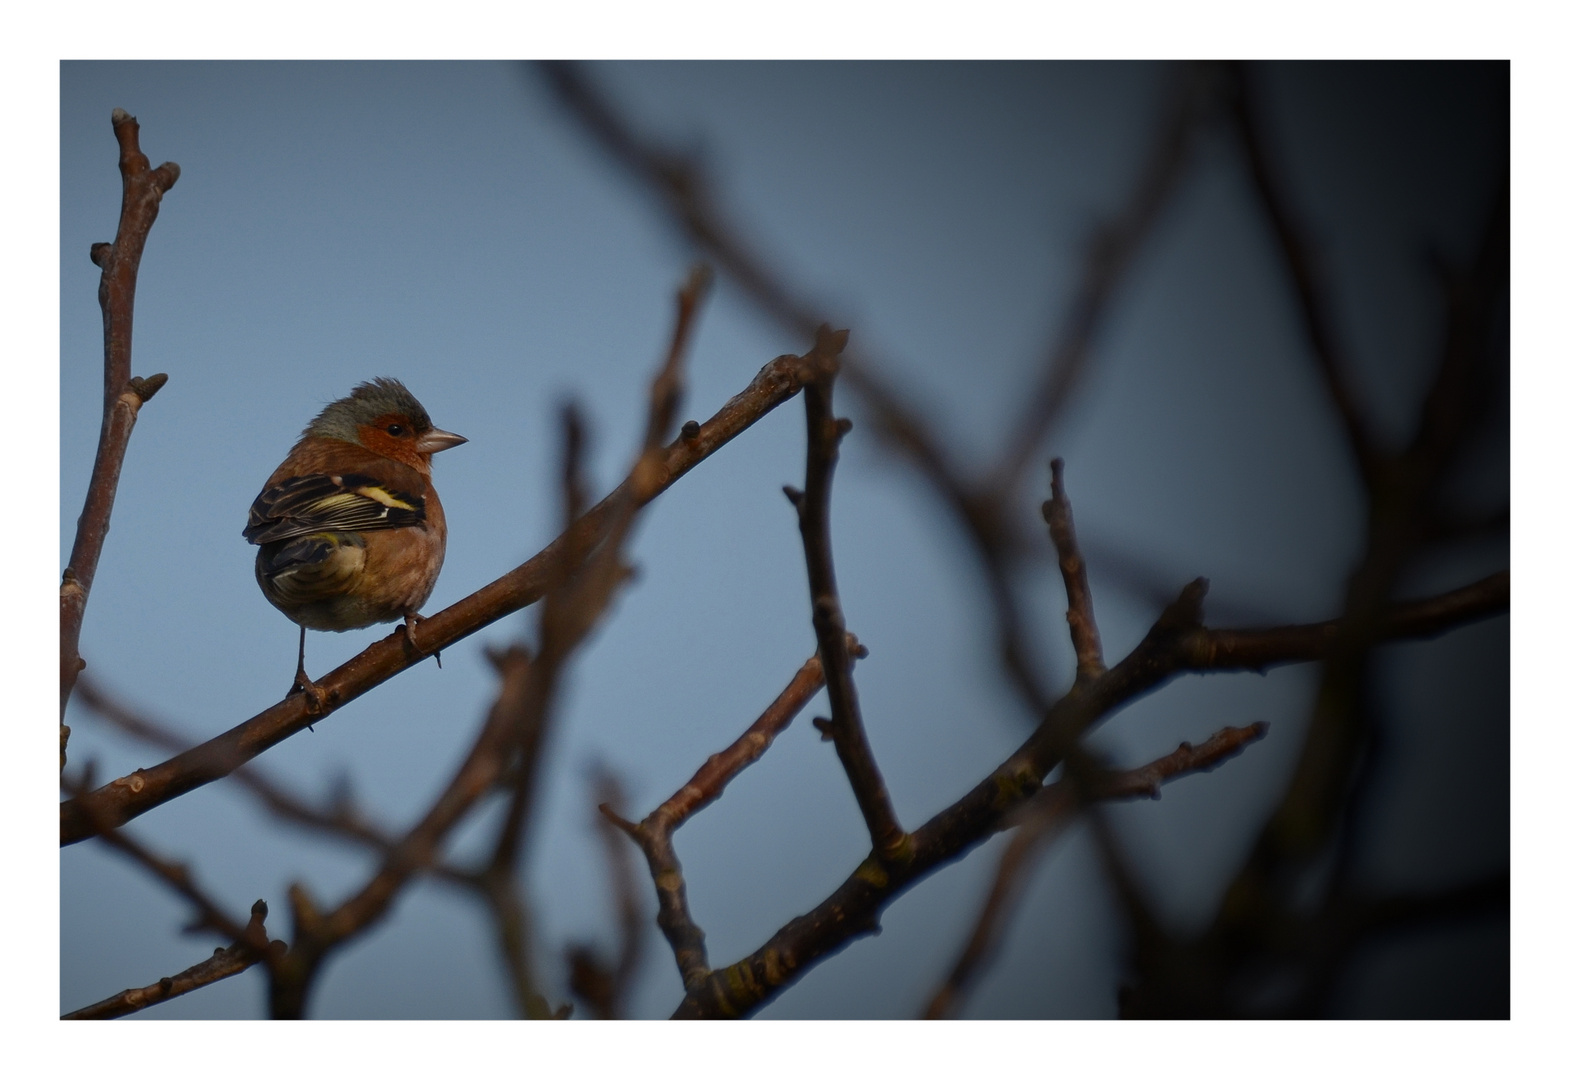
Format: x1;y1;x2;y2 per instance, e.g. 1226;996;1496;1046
244;378;466;710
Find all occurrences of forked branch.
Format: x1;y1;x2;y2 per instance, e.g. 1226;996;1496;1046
923;722;1269;1018
671;559;1504;1017
607;646;835;991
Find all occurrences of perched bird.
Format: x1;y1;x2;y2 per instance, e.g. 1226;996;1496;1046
244;378;466;708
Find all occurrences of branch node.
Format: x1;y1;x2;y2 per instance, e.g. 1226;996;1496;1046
782;484;804;508
597;802;643;841
1159;577;1209;630
287;881;323;937
811;716;835;742
153;161;182;190
680;419;701;441
128;373;169;402
812;324;851;365
89;242;112;267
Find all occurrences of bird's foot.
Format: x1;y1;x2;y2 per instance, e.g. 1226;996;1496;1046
401;612;442;668
288;671;330;719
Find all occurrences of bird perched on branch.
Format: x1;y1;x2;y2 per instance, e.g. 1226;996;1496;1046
244;378;466;710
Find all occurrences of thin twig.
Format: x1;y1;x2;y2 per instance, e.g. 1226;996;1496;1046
1042;458;1105;680
63;900;283;1020
786;326;905;858
609;645;833;992
62;107;178;728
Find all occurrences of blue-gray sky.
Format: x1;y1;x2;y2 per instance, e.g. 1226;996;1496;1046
59;61;1507;1019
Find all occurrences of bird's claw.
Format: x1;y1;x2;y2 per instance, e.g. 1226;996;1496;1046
289;673;330;717
401;613;442;668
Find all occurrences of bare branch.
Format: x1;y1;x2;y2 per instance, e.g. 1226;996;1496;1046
1194;570;1507;671
672;570;1504;1018
1042;458;1105;680
266;269;711;1018
64;900;283;1020
62;770;263;948
62;108;179;728
613;646;831;991
540;59;1207;736
535;62;1002;562
787;326;905;858
1151;164;1511;1018
478;269;708;1017
647;651;830;837
62;336;815;845
74;675;493;901
923;722;1269;1019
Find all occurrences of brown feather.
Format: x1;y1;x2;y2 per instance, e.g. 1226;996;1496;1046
252;436;449;632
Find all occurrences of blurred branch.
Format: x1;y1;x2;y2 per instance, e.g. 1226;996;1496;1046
475;403;595;1020
988;64;1207;499
1425;503;1508;548
61;108;178;742
63;900;283;1020
1076;533;1290;627
1226;64;1383;486
566;767;647;1019
72;675;468;876
538;61;1208;726
62;768;267;949
266;269;707;1019
923;722;1268;1018
1120;126;1509;1016
672;450;1505;1016
1292;871;1510;1016
785;326;905;857
480;269;710;1019
534;62;970;518
538;63;1246;772
62;328;817;846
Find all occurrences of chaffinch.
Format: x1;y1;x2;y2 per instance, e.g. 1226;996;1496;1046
244;378;465;707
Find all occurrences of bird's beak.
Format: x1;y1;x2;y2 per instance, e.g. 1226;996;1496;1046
417;428;467;454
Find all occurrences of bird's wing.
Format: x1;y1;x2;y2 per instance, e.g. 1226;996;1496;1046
243;472;426;545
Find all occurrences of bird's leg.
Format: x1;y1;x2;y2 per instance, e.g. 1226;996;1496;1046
401;610;441;668
288;624;329;716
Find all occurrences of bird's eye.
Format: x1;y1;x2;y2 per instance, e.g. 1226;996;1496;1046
387;424;405;436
